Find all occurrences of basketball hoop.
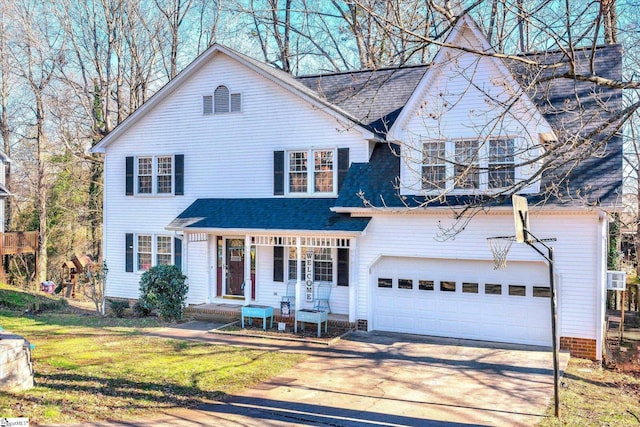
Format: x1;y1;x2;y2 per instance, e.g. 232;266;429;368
487;236;515;270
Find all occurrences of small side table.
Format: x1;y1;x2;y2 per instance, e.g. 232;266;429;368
295;309;328;337
241;305;274;330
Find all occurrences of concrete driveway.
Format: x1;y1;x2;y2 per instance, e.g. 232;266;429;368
199;331;568;427
56;326;569;427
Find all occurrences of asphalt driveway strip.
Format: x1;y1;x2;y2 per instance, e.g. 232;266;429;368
52;322;569;427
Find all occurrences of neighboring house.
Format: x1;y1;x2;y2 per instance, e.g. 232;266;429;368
92;16;622;361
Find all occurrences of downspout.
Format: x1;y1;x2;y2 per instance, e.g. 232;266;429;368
100;155;108;316
348;238;357;324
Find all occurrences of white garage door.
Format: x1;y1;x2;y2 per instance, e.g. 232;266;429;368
372;257;552;346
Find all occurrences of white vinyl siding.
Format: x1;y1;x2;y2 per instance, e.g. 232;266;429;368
399;27;546;196
101;53;368;300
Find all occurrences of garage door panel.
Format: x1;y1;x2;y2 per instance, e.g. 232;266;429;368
372;257;551;346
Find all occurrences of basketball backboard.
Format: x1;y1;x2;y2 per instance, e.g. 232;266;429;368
512;195;530;243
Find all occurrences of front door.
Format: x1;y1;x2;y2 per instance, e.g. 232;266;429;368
225;238;245;296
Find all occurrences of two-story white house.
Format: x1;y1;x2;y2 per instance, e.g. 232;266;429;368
93;16;622;360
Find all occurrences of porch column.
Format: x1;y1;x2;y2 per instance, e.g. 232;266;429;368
244;235;252;305
295;236;302;311
349;238;357;323
182;232;189;286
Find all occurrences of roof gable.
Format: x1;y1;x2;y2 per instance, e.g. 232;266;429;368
388;15;553;141
92;44;374;152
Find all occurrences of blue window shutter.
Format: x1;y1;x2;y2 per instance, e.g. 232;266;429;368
174;154;184;195
337;148;349;192
337;248;349;286
125;233;134;272
125;157;134;196
274;151;284;195
174;237;182;271
273;246;284;282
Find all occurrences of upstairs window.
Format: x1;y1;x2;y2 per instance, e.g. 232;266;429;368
488;138;515;188
314;150;334;192
156;156;173;193
454;140;479;189
422;141;446;190
137;157;153;194
289;151;308;193
421;137;515;192
136;156;173;195
212;85;241;114
288;149;335;195
127;155;183;196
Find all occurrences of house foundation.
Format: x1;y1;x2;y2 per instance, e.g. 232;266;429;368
560;336;597;360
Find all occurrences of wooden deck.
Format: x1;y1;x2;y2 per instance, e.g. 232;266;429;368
0;232;38;255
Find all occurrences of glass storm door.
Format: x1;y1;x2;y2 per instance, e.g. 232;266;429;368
225;238;245;296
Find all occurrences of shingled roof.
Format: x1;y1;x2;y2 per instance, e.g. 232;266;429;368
297;66;428;136
167;198;370;233
330;44;623;209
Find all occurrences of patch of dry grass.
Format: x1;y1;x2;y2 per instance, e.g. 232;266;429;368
537;358;640;426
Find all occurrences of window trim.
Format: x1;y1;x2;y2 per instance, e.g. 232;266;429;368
134;233;174;272
134;155;175;196
421;137;516;193
286;148;337;196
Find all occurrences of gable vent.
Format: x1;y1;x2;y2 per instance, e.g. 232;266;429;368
203;95;213;115
231;93;242;112
214;85;230;113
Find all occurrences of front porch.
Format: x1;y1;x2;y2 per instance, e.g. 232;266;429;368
185;302;354;332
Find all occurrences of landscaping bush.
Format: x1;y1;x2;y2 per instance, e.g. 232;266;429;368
108;299;130;318
132;300;153;317
138;265;188;321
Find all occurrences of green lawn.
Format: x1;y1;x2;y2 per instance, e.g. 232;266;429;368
0;309;305;425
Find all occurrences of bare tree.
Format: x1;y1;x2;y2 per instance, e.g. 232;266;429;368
6;0;66;283
154;0;195;79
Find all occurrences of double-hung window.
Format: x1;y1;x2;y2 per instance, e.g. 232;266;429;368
488;138;515;188
137;158;153;194
136;234;173;271
454;140;479;190
422;141;446;190
421;137;515;192
288;149;334;195
156;157;173;193
287;248;334;282
137;235;152;271
289;151;308;193
135;156;173;195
